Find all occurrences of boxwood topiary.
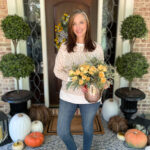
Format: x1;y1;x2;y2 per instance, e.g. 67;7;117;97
115;15;149;90
0;15;34;93
116;52;149;89
0;53;34;79
1;15;31;54
120;15;148;51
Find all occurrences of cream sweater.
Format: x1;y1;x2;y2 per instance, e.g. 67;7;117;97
53;42;104;104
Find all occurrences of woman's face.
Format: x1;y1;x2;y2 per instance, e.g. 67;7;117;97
72;13;87;40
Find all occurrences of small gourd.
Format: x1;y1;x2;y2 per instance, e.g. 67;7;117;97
12;141;24;150
9;113;31;142
31;120;43;133
117;132;125;141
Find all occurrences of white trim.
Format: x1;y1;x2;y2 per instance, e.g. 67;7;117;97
40;0;49;107
114;0;134;93
97;0;103;44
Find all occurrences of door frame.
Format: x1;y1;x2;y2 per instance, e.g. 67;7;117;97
6;0;134;107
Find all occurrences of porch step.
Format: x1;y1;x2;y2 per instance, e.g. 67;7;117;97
49;107;101;116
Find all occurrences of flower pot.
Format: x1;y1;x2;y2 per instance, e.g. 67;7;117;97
84;84;103;103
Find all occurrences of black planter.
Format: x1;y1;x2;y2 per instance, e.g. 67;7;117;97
2;90;32;116
115;87;145;120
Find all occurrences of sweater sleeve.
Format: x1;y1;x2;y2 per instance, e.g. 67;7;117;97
53;44;69;81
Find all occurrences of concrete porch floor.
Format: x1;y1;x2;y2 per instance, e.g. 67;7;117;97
0;114;133;150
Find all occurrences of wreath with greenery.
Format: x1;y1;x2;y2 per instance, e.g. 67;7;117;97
54;13;70;50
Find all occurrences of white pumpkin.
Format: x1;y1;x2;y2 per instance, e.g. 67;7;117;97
31;120;43;133
9;113;31;142
102;98;119;121
145;146;150;150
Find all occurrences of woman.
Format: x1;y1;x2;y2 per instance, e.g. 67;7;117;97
54;9;106;150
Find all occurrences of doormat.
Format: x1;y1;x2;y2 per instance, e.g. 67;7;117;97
44;115;104;135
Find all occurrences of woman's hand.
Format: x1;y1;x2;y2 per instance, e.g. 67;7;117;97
103;82;110;89
81;85;88;93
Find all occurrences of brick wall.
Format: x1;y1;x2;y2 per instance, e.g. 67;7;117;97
133;0;150;113
0;0;15;99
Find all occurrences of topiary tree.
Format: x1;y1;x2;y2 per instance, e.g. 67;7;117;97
0;15;34;93
1;15;31;54
120;15;148;51
116;15;149;91
116;52;149;90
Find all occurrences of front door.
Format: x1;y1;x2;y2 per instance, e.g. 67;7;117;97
45;0;98;107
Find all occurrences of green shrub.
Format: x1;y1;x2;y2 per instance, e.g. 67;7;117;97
121;15;147;40
1;15;31;41
116;52;149;87
0;53;34;79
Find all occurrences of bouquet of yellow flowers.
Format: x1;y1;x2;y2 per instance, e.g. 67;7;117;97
67;57;115;103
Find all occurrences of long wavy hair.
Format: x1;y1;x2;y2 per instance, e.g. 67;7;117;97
66;9;96;53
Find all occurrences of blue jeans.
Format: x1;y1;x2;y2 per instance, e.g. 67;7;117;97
57;99;100;150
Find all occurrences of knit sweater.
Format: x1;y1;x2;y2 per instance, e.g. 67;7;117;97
53;42;104;104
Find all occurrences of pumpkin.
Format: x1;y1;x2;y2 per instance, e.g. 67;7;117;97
24;132;44;147
9;113;31;142
31;120;43;133
108;116;128;133
102;98;119;121
125;129;147;148
12;141;24;150
29;104;51;126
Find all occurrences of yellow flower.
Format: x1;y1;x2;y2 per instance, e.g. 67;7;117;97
99;71;105;78
69;70;74;76
89;66;97;72
101;78;106;83
75;69;80;75
86;77;90;81
58;23;61;26
82;75;87;80
64;13;68;16
79;79;84;85
102;66;107;72
89;71;94;75
80;72;84;76
72;76;78;81
83;69;88;74
98;65;103;71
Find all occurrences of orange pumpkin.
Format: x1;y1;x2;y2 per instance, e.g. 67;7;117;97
24;132;44;147
125;129;147;148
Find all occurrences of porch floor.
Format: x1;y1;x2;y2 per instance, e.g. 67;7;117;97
1;116;133;150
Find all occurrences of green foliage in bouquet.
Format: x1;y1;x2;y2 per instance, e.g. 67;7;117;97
66;57;115;90
0;53;34;79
